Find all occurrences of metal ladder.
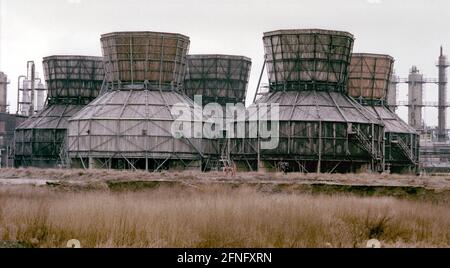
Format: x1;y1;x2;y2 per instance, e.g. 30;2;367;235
58;138;70;168
392;138;417;164
350;126;380;161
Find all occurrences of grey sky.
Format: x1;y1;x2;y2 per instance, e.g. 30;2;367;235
0;0;449;127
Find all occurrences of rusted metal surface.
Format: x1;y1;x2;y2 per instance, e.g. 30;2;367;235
348;53;394;101
101;32;190;88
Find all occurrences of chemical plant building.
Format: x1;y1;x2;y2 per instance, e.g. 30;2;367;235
0;72;27;168
14;56;104;168
17;61;47;117
5;27;450;174
398;47;450;173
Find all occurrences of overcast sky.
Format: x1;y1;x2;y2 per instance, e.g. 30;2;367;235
0;0;449;127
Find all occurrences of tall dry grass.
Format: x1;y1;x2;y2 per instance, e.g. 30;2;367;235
0;185;449;248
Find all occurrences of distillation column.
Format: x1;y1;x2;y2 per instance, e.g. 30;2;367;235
0;72;7;113
408;66;423;132
387;70;398;111
438;46;449;141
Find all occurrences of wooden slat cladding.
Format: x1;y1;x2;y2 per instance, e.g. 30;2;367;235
184;55;252;106
263;29;354;93
43;55;104;99
14;104;85;168
101;32;190;87
230;121;384;159
226;91;385;170
348;53;394;101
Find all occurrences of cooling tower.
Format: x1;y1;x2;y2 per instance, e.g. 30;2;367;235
14;55;104;168
264;29;354;93
68;32;212;171
348;53;419;173
231;29;385;173
184;54;252;106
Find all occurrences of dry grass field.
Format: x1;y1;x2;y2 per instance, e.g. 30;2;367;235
0;182;449;248
1;168;450;190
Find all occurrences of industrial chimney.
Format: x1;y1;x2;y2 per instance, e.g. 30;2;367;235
437;46;449;142
0;72;8;113
230;29;385;173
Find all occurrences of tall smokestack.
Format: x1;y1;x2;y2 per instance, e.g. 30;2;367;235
29;62;35;116
438;46;449;141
